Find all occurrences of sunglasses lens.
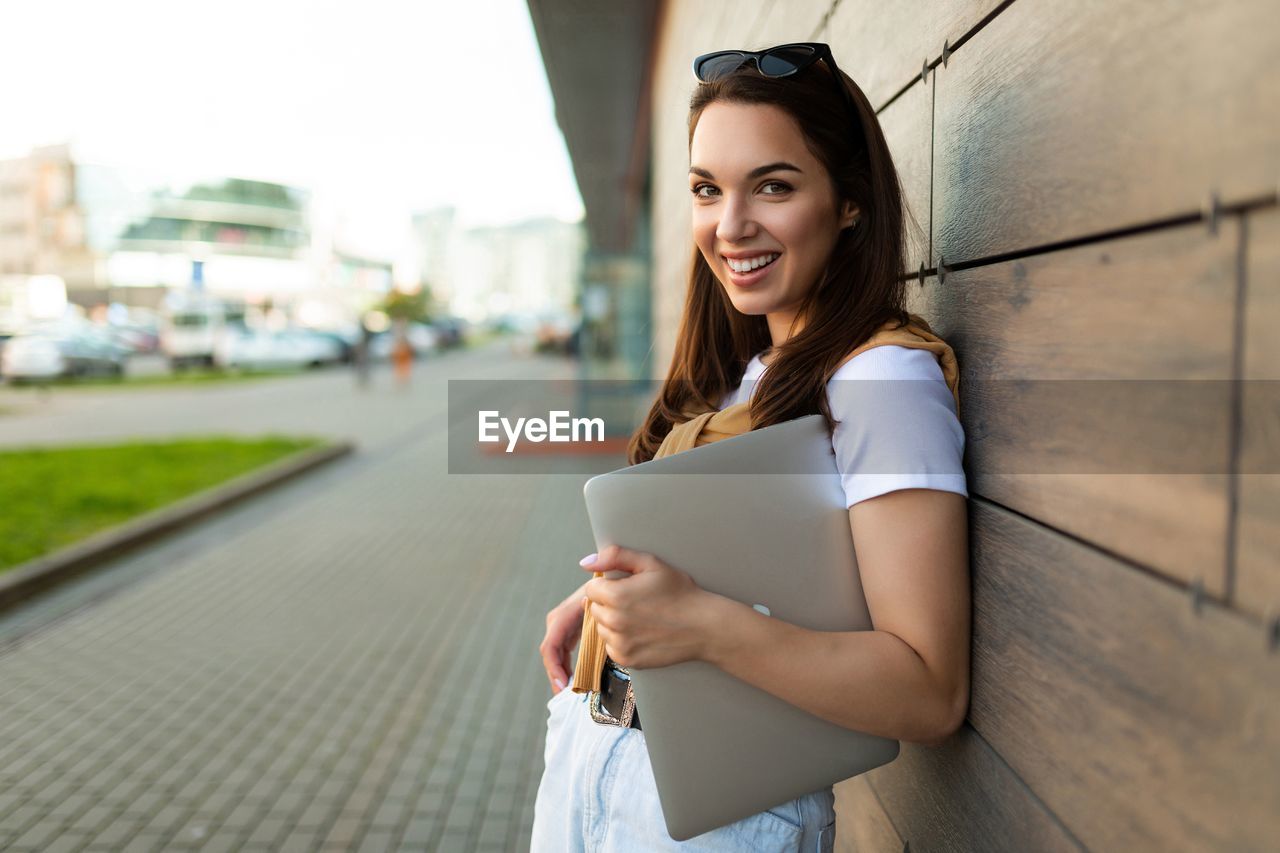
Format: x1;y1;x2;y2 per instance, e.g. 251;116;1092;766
696;53;749;81
758;45;816;76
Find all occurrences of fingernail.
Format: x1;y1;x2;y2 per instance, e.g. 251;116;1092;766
554;678;565;691
579;553;598;566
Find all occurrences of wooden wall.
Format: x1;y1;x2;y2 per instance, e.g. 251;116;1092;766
649;1;1279;849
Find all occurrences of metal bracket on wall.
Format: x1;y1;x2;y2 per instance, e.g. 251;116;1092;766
942;38;952;67
921;58;929;85
937;256;949;285
1204;191;1221;236
918;262;927;286
1189;577;1206;615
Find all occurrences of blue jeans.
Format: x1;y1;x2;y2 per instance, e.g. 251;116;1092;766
531;673;837;852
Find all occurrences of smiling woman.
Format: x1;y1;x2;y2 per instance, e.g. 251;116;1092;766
690;110;859;337
532;42;970;853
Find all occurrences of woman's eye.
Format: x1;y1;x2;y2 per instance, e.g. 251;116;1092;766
761;181;791;194
690;183;718;199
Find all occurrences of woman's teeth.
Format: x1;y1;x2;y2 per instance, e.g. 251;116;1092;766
726;252;780;273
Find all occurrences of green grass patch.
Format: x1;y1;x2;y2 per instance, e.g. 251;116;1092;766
461;328;501;349
0;435;324;574
2;366;312;392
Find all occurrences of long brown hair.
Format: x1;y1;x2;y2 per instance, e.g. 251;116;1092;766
627;55;914;465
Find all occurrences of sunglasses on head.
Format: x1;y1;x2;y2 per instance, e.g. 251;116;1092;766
692;42;861;134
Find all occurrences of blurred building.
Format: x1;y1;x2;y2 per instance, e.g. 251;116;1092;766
409;206;584;324
454;216;584;322
526;0;658;379
0;145;393;330
0;145;93;287
109;177;312;303
409;207;457;311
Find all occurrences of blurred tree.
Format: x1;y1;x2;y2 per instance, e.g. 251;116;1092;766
183;178;305;209
380;287;432;323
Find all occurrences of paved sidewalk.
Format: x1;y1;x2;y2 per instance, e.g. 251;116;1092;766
0;345;619;851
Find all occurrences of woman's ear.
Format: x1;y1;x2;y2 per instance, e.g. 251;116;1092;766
839;200;861;230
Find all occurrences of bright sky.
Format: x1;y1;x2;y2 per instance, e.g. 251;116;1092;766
1;0;584;255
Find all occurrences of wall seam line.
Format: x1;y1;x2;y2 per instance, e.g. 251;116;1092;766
896;192;1278;282
1224;212;1248;604
969;494;1263;628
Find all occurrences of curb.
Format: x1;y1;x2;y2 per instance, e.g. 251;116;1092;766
0;439;356;613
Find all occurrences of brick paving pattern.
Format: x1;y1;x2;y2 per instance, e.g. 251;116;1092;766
0;347;613;851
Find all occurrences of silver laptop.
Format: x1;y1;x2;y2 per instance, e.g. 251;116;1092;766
581;413;899;841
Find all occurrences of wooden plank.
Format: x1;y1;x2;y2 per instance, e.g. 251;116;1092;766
864;726;1082;853
745;0;832;47
877;69;932;274
932;220;1238;592
1237;207;1280;617
968;499;1280;851
834;778;897;853
933;0;1280;264
834;774;903;853
827;0;1003;109
903;271;938;320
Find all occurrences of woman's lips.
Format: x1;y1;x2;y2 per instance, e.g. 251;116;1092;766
724;254;780;287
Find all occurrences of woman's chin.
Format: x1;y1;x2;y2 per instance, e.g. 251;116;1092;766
722;290;776;316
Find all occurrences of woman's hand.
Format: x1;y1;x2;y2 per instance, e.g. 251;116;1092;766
580;544;713;669
539;581;587;695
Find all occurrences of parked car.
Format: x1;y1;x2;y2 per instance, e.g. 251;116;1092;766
213;327;344;371
286;329;347;367
160;296;248;369
409;323;439;353
302;328;358;364
534;311;580;355
107;323;159;354
368;323;439;361
368;331;394;362
1;321;130;382
430;316;467;349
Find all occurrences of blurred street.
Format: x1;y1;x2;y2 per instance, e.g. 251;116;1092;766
0;341;613;852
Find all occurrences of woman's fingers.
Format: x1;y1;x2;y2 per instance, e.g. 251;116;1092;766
578;544;650;577
540;600;585;693
556;649;570;689
595;621;630;666
583;577;616;607
539;638;564;692
542;633;573;693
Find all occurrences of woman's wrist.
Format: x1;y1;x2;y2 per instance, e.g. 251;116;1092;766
691;589;750;666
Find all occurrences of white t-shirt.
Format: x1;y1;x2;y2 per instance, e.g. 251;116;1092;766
718;345;968;508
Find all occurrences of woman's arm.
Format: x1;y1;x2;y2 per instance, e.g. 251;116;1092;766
700;488;970;745
583;487;970;745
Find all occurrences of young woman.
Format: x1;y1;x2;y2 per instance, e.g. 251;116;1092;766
532;43;970;851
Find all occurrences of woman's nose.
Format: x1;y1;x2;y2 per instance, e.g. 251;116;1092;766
715;195;757;243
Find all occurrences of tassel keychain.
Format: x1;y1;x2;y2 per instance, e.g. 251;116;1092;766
572;570;608;694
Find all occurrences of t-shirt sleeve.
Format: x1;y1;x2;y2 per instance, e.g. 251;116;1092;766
827;345;968;508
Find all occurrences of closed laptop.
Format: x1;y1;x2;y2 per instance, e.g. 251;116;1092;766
582;413;899;841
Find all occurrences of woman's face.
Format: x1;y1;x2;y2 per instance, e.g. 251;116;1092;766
689;100;857;342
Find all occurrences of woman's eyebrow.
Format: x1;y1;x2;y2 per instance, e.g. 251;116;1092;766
688;161;803;180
